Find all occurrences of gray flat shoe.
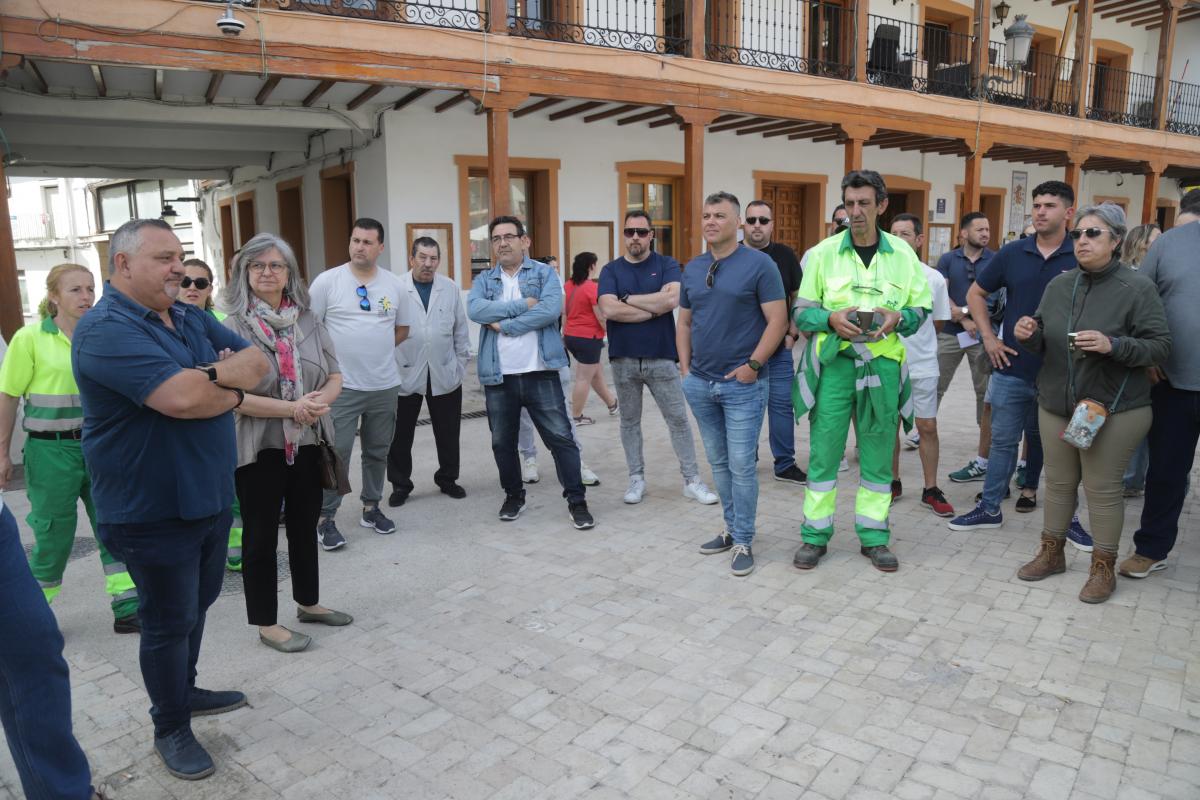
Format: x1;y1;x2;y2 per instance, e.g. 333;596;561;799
259;628;311;653
296;607;353;626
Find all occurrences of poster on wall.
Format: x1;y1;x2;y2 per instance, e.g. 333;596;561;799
1009;171;1029;238
927;224;954;264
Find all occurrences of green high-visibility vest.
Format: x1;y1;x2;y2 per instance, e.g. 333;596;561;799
0;318;84;432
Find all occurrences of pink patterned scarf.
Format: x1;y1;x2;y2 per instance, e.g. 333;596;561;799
245;296;303;464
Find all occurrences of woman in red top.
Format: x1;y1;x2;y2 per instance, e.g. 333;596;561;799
562;252;617;425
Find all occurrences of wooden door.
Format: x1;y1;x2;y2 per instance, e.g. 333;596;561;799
762;183;804;254
276;179;307;281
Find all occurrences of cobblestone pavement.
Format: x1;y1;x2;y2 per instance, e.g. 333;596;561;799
1;359;1197;800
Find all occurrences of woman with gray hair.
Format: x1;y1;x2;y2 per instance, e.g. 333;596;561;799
219;233;352;652
1011;203;1171;603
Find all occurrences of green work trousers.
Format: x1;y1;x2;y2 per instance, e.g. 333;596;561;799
23;437;138;619
801;356;900;547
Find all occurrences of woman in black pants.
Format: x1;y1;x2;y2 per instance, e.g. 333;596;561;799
220;233;351;652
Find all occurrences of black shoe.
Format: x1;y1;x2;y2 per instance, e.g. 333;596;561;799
499;494;525;521
1015;493;1037;513
793;542;827;570
773;465;807;485
439;482;467;499
699;532;733;555
568;501;595;530
387;489;410;507
113;613;140;634
891;479;902;501
861;545;899;572
190;688;247;717
975;487;1012;503
154;727;214;780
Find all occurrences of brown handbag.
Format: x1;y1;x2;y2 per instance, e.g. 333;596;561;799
316;422;351;496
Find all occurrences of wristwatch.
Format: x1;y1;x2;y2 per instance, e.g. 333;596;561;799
960;306;970;316
195;363;219;382
748;359;762;372
620;293;631;304
230;387;245;408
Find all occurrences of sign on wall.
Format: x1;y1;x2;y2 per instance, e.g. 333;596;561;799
1009;171;1029;237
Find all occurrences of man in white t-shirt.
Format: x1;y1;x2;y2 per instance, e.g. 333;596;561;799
889;214;954;518
308;219;411;549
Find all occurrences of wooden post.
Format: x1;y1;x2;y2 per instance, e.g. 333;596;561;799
1064;151;1086;205
0;158;20;342
841;124;875;176
487;0;508;34
971;0;991;97
963;138;993;215
674;106;722;263
854;0;869;82
1073;0;1093;118
687;0;706;60
1152;0;1184;130
1141;161;1164;225
474;92;529;218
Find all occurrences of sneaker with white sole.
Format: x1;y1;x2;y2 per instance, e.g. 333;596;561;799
581;464;600;486
699;531;733;554
317;518;346;551
360;506;396;534
730;544;754;576
903;431;920;450
1118;553;1167;578
521;456;539;483
623;475;646;504
568;501;595;529
683;479;718;505
949;460;988;483
947;504;1002;531
1066;515;1093;552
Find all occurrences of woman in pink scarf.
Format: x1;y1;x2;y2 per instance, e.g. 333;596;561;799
220;233;351;653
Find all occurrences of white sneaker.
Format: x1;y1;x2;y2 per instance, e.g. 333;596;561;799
839;457;850;472
521;456;539;483
623;475;646;504
683;479;719;505
581;464;600;486
903;431;920;450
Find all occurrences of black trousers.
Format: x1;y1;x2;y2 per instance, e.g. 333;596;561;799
235;445;321;626
1133;382;1200;560
387;381;462;495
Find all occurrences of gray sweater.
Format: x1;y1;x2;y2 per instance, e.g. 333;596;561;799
1141;221;1200;390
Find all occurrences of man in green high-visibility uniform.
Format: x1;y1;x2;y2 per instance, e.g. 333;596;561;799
792;171;932;572
0;264;140;633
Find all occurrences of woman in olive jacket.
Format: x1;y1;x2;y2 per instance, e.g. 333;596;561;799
1012;203;1171;604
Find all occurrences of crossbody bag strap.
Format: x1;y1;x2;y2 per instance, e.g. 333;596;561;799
1066;270;1132;413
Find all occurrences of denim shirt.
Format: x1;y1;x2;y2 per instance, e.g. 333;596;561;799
467;257;568;386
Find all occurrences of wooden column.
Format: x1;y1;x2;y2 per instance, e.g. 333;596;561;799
487;0;508;34
686;0;705;59
971;0;991;96
474;91;529;218
854;0;869;82
674;106;722;263
1064;151;1086;204
841;124;875;176
1141;160;1165;225
1073;0;1094;118
1152;0;1184;130
0;156;19;342
963;138;993;215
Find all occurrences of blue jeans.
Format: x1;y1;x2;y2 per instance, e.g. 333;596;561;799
0;503;93;799
682;373;768;546
1123;438;1149;493
98;509;231;738
1134;382;1200;560
485;371;584;503
980;373;1041;514
766;347;797;473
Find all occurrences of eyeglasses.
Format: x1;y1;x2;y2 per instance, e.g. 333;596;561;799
1069;228;1111;240
356;285;371;311
623;228;652;238
180;276;210;290
706;261;721;288
745;217;771;226
248;261;288;274
490;233;521;245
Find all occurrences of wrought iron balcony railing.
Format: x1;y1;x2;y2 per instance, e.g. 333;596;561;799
275;0;486;32
508;0;688;55
706;0;853;82
983;41;1078;117
1166;79;1200;137
864;14;975;99
1086;65;1158;129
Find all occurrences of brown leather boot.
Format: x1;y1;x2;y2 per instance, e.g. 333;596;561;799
1079;550;1117;604
1017;534;1066;581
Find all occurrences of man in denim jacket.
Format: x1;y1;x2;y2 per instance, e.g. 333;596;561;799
468;216;595;530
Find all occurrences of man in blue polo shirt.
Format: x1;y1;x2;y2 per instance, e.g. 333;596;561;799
597;210;717;506
73;219;269;780
679;192;787;577
948;182;1077;532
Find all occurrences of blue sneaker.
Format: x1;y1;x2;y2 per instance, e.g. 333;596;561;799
947;505;1003;531
730;544;754;576
1066;515;1093;552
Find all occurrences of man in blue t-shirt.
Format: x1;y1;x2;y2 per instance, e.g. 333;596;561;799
948;182;1082;534
678;192;787;577
597;211;718;508
73;219;269;780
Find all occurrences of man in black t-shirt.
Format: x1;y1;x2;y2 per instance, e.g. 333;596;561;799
743;200;807;485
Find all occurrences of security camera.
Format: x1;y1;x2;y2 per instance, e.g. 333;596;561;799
216;3;245;36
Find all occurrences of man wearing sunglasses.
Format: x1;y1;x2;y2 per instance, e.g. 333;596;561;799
308;218;411;549
596;211;717;507
792;171;931;574
742;200;807;487
679;192;788;577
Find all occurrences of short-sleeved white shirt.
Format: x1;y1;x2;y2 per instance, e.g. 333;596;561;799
497;270;545;375
901;264;951;380
309;263;411;391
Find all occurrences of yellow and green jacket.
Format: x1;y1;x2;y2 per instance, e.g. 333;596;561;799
0;318;84;433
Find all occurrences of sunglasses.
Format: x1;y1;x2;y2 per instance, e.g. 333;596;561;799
356;285;371;311
180;277;210;290
623;228;651;238
1069;227;1111;240
745;217;771;226
706;260;721;288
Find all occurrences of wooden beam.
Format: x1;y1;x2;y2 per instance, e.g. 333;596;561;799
972;0;990;97
854;0;869;83
686;0;705;60
486;103;510;217
648;115;683;128
0;157;20;343
303;79;334;107
1073;0;1093;118
762;123;827;138
512;97;564;118
547;101;603;121
582;103;640;123
1114;1;1171;24
90;64;106;97
205;71;224;104
1064;151;1087;202
964;139;994;215
487;0;507;34
617;108;672;125
1100;0;1161;18
434;91;470;113
346;84;384;111
1152;2;1182;130
391;87;429;111
708;116;772;133
23;58;47;94
255;75;281;105
789;127;836;140
154;68;164;100
674;107;723;262
842;124;875;174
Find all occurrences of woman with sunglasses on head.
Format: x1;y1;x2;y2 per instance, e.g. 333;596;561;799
1012;204;1171;603
563;252;618;425
219;234;351;652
